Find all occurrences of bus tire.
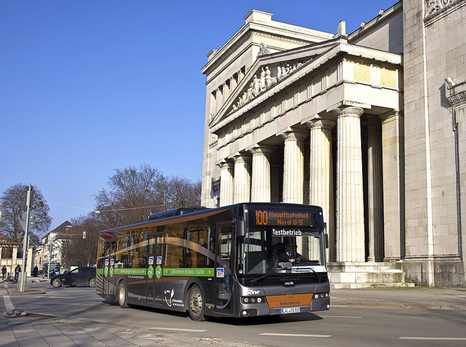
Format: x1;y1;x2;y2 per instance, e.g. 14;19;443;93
117;281;129;308
187;285;205;321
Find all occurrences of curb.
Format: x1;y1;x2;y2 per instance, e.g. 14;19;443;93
331;297;465;310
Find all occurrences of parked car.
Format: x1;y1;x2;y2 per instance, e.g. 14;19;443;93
50;267;96;288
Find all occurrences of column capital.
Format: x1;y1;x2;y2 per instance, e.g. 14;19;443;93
229;152;251;164
215;159;234;169
248;144;276;155
332;106;364;118
302;114;337;130
278;127;308;141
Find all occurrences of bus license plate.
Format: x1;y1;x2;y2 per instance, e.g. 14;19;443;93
281;307;300;314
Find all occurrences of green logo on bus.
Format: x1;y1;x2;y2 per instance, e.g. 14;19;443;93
148;265;154;279
155;265;162;279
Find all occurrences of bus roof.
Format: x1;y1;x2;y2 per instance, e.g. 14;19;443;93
148;207;208;221
99;202;323;239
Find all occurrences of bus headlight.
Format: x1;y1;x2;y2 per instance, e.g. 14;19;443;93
241;296;266;304
314;293;329;299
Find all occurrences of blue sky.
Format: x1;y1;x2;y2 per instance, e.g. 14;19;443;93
1;0;398;231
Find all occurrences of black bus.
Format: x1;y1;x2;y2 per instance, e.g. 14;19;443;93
96;203;330;320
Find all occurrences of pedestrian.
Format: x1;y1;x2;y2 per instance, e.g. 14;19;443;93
33;266;38;277
14;264;21;282
1;265;6;280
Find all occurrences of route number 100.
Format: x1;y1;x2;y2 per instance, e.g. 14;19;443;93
255;210;268;225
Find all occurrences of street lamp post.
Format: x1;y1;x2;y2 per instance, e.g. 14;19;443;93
19;184;32;293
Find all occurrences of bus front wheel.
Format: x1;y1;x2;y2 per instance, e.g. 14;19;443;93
187;285;205;321
117;281;129;308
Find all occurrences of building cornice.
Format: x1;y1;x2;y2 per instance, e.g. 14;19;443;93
210;39;402;134
348;1;402;41
202;9;333;76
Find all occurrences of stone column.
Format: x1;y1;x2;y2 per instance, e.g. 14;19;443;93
223;82;231;101
218;160;234;206
249;145;275;202
238;69;244;82
232;153;251;203
380;111;405;261
231;75;238;92
280;128;307;204
304;114;337;261
216;86;223;114
367;116;384;262
334;106;365;262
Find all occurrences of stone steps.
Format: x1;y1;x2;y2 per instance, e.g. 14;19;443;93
328;262;415;289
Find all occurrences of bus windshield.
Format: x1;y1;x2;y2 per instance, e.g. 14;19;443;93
237;229;325;275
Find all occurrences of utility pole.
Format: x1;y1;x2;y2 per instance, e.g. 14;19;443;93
19;184;33;293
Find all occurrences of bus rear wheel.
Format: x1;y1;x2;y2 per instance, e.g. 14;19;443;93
187;285;205;321
117;281;129;308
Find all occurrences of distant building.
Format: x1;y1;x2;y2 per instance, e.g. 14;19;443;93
0;232;33;276
201;1;466;287
35;221;73;274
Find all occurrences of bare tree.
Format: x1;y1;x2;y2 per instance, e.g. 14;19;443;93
165;176;202;209
94;164;168;229
60;214;103;269
94;164;202;229
0;183;51;244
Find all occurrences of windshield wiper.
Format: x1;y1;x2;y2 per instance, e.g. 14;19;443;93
249;273;274;285
309;267;323;282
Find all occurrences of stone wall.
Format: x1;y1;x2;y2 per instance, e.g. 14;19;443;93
403;0;466;287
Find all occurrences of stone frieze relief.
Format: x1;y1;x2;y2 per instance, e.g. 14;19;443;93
425;0;462;18
232;60;309;112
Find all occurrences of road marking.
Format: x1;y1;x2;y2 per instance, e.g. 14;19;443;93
319;315;362;319
3;295;15;311
261;333;331;338
400;337;466;341
148;327;207;332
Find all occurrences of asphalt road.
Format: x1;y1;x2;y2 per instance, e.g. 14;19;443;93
6;282;466;347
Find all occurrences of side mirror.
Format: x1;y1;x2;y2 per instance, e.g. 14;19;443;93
236;219;245;236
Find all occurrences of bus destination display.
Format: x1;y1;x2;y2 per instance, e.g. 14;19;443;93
253;209;313;227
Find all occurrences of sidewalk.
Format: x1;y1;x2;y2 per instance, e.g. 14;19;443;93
0;284;256;347
331;286;466;310
1;285;466;347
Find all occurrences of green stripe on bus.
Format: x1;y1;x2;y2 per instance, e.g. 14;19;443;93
114;268;147;276
163;268;214;277
99;267;214;277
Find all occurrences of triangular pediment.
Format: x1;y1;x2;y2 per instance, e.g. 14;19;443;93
209;39;341;129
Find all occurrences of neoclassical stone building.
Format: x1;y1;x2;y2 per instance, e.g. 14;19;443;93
201;0;466;287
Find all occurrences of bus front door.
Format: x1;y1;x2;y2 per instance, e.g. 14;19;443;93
146;233;164;307
215;223;233;315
